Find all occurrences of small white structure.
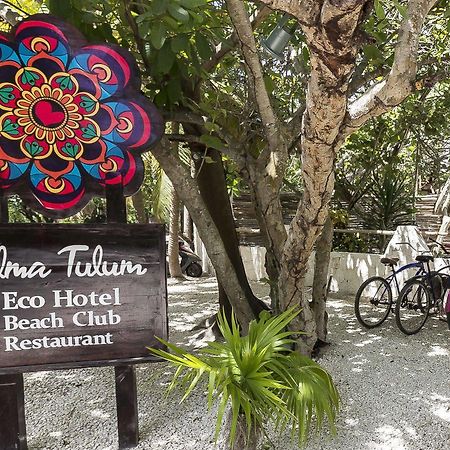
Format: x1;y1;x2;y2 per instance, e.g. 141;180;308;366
383;225;429;263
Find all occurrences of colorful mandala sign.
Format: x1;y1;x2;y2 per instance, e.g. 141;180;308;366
0;14;163;217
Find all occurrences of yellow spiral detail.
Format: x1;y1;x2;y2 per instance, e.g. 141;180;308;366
44;177;65;194
91;63;112;82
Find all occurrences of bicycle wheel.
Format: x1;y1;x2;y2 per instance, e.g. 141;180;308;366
355;276;392;328
395;279;431;335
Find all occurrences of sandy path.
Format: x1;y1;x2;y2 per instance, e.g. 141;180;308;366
24;277;450;450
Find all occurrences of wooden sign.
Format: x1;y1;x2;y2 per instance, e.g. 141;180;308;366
0;223;167;373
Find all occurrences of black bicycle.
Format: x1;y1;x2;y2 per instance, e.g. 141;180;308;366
354;255;424;328
395;240;450;335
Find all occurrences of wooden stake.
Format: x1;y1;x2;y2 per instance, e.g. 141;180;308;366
106;185;139;449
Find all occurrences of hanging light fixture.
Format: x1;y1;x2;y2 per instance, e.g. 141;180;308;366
261;13;298;60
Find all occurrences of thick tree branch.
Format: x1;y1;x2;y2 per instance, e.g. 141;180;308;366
255;0;320;26
225;0;281;154
224;0;290;290
342;0;438;137
286;103;306;153
161;110;206;127
277;0;369;354
201;6;271;73
151;138;256;330
166;133;246;167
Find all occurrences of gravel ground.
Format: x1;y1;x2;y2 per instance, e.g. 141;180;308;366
24;277;450;450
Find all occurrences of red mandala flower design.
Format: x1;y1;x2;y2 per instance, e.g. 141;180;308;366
0;15;163;217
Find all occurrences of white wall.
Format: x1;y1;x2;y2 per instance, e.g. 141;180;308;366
239;246;388;297
199;241;390;297
196;225;450;298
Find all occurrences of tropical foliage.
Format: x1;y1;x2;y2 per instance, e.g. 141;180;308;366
149;308;339;448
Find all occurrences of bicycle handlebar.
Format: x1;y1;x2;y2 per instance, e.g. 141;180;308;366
395;242;430;253
427;237;450;255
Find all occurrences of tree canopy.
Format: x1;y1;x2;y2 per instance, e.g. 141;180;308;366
1;0;449;354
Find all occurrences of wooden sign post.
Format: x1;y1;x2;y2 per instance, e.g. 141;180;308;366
0;196;167;448
107;184;139;449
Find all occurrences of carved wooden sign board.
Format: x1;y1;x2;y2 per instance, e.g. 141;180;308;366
0;224;167;373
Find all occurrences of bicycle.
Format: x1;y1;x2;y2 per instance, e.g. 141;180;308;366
355;250;425;328
395;244;450;335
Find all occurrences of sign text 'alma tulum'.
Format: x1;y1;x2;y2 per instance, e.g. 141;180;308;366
0;224;167;373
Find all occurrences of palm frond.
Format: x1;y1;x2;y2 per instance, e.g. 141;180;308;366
148;308;340;448
151;167;173;222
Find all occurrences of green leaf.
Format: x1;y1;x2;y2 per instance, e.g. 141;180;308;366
199;134;225;150
0;87;14;104
152;0;167;15
263;75;275;95
20;69;39;86
166;78;182;103
171;35;189;53
25;141;44;157
195;33;213;60
56;75;74;90
188;10;204;25
150;22;167;50
61;142;80;158
163;15;181;30
167;4;190;23
392;0;407;18
136;11;154;24
204;122;219;133
363;44;383;63
2;118;19;136
178;0;206;8
156;43;176;74
301;46;309;65
81;12;99;25
81;123;98;139
80;95;97;113
374;0;385;20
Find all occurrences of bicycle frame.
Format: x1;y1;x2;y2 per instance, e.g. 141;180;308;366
416;260;450;307
385;261;425;297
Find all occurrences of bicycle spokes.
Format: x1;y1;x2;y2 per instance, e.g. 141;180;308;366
396;280;430;335
355;277;392;328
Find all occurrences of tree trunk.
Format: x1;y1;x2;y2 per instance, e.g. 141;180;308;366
311;215;333;343
224;0;289;313
132;190;147;224
277;1;369;356
168;187;183;278
225;412;260;450
191;144;266;318
245;164;287;312
183;205;193;244
151;139;257;332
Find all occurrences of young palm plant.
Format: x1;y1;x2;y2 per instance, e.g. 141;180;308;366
148;308;339;449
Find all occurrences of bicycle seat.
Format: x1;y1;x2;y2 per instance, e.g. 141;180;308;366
380;257;399;266
416;255;434;263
